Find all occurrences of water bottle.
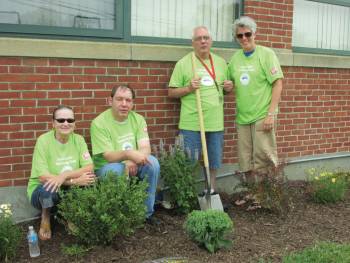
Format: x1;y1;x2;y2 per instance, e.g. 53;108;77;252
27;226;40;257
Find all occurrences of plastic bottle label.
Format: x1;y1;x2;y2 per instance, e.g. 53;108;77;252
29;234;38;243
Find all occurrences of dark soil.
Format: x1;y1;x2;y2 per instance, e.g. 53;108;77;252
15;182;350;263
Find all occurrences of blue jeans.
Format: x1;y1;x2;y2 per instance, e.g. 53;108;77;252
180;130;224;169
95;155;160;218
31;185;60;210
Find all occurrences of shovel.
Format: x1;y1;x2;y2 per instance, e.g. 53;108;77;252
191;52;224;211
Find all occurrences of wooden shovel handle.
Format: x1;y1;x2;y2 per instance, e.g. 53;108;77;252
191;52;210;171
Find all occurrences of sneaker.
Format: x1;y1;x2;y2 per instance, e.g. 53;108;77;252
145;215;161;226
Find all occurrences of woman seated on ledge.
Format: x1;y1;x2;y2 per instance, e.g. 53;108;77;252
27;105;96;240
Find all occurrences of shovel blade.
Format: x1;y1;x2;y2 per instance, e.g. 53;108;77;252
198;193;224;211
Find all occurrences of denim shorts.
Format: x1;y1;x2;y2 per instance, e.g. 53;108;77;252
30;185;60;210
179;130;223;170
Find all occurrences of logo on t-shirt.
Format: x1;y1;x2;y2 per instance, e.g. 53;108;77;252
270;67;278;75
239;73;250;86
122;142;133;151
83;151;91;160
201;75;214;87
61;165;73;173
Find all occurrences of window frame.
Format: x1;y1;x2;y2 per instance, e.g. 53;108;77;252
292;0;350;56
0;0;125;39
0;0;242;48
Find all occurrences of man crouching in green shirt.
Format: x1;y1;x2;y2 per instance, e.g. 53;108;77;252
91;85;160;225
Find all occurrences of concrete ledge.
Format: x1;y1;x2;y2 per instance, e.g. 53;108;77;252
0;37;349;68
0;186;39;223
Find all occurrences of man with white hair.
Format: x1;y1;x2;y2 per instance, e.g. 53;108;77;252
168;26;233;192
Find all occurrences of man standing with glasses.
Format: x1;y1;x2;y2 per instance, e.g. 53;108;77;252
168;26;233;193
228;16;283;198
90;85;160;225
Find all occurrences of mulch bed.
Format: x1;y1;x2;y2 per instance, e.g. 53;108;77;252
15;181;350;263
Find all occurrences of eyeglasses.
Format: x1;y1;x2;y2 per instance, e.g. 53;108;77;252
236;32;253;39
193;35;211;42
55;118;75;123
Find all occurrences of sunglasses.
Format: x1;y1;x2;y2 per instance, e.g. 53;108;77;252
55;118;75;123
236;32;253;39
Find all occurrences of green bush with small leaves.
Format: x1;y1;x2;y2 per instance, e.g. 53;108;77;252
61;243;90;258
58;173;148;246
307;168;349;204
184;210;233;253
0;205;21;262
159;144;199;214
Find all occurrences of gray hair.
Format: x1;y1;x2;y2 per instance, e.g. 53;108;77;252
191;26;212;40
232;16;257;36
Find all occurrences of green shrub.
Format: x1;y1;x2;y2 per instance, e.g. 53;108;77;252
159;139;199;214
0;204;21;262
58;173;148;246
61;243;90;258
307;168;348;203
184;210;233;253
282;242;350;263
235;163;292;215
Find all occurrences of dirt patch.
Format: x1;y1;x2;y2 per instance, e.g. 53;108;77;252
15;182;350;263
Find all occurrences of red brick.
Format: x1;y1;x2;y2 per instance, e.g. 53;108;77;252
36;83;59;90
0;74;49;82
96;60;118;67
23;58;48;66
9;66;34;73
22;91;47;99
60;67;83;74
36;67;59;74
0;180;12;187
84;68;106;74
74;75;96;82
84;83;105;89
49;59;72;66
51;75;74;82
73;59;95;66
60;83;83;90
13;179;28;186
0;57;21;65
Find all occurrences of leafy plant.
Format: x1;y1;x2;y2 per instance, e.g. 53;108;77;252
61;243;90;258
306;168;349;204
0;204;21;262
235;162;292;215
158;137;199;214
282;242;350;263
58;173;148;246
184;210;233;253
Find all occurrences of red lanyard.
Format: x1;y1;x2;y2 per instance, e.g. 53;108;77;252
195;53;219;91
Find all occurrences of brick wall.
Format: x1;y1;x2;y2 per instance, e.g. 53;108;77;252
244;0;293;49
0;57;349;187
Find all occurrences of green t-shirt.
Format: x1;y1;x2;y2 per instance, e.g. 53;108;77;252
228;45;284;125
169;52;229;131
90;109;149;170
27;130;92;200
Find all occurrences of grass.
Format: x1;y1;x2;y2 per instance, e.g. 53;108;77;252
283;242;350;263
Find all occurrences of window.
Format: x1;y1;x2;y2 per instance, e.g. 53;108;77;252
293;0;350;54
131;0;241;43
0;0;241;46
0;0;124;38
